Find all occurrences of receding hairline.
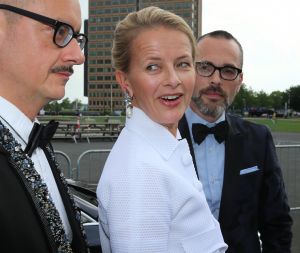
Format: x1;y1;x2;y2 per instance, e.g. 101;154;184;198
1;0;38;6
197;30;244;68
0;0;37;22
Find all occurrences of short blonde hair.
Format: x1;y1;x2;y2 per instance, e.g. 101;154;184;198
112;6;196;72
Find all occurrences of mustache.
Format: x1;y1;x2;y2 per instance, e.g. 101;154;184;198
50;65;74;74
198;85;227;98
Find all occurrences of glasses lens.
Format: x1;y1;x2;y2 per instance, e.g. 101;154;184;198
196;62;214;77
220;67;238;80
55;24;73;47
76;35;87;50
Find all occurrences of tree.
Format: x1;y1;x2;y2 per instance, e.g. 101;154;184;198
60;98;71;110
230;84;257;111
43;98;83;114
269;91;285;110
255;90;272;108
44;101;61;114
71;99;83;110
288;85;300;111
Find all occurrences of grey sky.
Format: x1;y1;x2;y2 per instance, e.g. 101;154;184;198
66;0;300;102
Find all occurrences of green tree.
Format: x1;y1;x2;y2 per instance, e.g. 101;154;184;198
255;90;272;108
288;85;300;111
231;84;257;111
44;101;61;114
269;91;285;110
71;99;83;110
60;98;71;110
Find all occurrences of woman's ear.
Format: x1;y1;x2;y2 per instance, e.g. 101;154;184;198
115;70;133;97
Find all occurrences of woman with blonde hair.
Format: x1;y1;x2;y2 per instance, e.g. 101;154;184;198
97;6;227;253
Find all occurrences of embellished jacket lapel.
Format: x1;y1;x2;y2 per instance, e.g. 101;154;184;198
43;145;88;253
0;120;74;252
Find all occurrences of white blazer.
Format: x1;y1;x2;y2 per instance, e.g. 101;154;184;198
97;107;227;253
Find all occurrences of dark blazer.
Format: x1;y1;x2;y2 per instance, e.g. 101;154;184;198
0;143;88;253
179;114;293;253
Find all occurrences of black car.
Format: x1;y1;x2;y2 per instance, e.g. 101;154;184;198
67;179;101;253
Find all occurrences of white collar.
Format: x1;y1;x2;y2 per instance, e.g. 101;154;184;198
125;107;183;160
0;96;36;145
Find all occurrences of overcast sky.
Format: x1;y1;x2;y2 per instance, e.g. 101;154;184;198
66;0;300;103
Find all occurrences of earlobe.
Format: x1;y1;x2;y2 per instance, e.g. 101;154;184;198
239;72;244;82
237;73;243;92
115;70;133;97
237;81;244;93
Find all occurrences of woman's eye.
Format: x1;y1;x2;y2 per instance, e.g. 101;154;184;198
146;64;159;71
178;62;190;68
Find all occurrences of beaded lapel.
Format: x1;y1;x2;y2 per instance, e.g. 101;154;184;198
0;120;74;252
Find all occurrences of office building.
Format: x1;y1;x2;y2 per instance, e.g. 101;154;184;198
87;0;202;113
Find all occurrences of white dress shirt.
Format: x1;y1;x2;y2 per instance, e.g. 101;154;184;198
0;96;72;241
97;107;227;253
185;106;225;220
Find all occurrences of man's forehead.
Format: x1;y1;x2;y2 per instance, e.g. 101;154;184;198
197;38;241;61
30;0;82;29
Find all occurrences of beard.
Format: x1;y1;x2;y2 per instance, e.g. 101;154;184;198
191;85;229;119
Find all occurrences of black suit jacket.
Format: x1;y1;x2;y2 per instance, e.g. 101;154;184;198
0;143;88;253
179;114;292;253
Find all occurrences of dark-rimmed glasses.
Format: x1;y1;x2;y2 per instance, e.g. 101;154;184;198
0;4;87;50
196;61;242;81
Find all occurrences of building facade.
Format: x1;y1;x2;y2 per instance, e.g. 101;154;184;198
87;0;202;114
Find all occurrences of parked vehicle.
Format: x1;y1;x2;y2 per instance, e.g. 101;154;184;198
67;179;101;253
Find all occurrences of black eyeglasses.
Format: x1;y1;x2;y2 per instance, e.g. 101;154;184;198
0;4;87;50
196;61;242;81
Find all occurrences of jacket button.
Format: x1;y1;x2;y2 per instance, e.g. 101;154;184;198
181;153;192;166
193;179;203;191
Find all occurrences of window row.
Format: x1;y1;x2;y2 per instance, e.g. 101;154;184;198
90;7;135;15
90;0;136;6
89;84;119;89
89;59;111;64
90;67;113;73
89;100;124;106
89;51;112;57
89;92;123;98
89;76;115;81
89;16;120;23
89;34;113;40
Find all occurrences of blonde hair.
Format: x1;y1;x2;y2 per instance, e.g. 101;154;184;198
112;6;196;72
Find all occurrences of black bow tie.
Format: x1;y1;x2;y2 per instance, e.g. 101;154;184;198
24;120;59;157
192;121;228;145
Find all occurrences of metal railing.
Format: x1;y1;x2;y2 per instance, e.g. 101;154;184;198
75;149;111;187
56;144;300;252
276;145;300;210
54;150;72;178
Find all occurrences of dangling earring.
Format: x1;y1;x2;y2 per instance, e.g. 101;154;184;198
124;92;133;118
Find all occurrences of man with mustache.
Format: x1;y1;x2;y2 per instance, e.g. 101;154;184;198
179;30;292;252
0;0;88;252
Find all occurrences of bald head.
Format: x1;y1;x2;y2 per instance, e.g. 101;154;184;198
0;0;36;24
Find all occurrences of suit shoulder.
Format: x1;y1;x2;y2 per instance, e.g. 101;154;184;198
227;114;270;136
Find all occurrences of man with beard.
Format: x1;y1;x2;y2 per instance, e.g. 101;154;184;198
179;30;292;252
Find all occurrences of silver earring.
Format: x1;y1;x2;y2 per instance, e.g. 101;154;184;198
124;92;133;118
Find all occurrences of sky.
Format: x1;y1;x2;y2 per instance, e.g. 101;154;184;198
66;0;300;103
